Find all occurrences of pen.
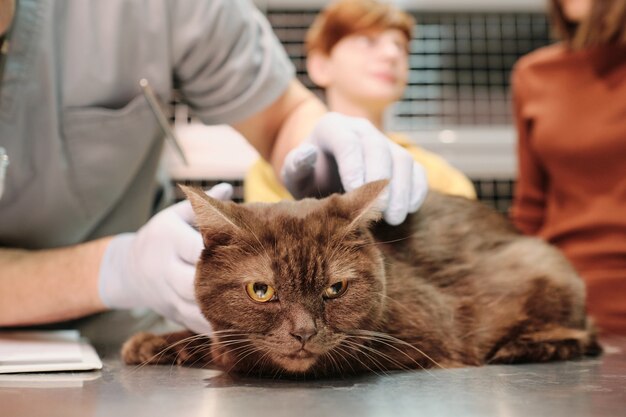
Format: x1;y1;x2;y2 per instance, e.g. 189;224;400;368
140;78;189;166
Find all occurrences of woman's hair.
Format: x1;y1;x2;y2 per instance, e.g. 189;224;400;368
305;0;415;55
549;0;626;49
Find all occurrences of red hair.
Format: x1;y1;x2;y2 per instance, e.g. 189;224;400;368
305;0;415;55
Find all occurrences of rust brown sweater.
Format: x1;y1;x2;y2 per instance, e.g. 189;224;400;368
511;43;626;334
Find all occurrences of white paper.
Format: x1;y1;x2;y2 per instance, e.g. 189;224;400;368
0;370;102;388
0;330;103;374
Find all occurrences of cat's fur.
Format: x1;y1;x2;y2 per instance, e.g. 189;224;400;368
123;180;601;377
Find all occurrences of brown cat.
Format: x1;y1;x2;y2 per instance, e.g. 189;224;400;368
122;180;600;377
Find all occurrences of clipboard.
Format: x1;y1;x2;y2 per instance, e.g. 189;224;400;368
0;330;103;374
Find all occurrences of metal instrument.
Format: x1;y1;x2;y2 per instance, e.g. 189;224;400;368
140;78;189;166
0;146;8;200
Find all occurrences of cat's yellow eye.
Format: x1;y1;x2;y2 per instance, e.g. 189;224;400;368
245;282;276;303
324;280;348;299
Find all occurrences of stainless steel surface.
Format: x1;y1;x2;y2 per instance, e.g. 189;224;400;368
2;336;625;417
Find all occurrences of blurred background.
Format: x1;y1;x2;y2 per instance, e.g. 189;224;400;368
167;0;550;214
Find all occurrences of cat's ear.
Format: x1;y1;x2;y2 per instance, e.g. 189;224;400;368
179;185;245;245
334;179;389;229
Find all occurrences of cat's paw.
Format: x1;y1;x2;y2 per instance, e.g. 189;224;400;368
121;332;171;365
487;327;596;364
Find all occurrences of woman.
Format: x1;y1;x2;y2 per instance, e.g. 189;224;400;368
245;0;475;203
511;0;626;333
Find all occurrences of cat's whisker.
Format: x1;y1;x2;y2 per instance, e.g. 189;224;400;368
343;340;388;376
149;333;262;372
333;343;386;377
311;360;319;380
353;330;446;369
166;333;210;345
177;329;250;345
183;338;252;366
192;331;252;365
208;341;256;364
329;349;348;376
339;339;388;371
182;343;213;366
258;351;275;376
325;233;350;265
236;215;275;269
378;293;429;322
128;350;164;373
210;338;252;348
270;362;283;380
208;345;260;373
346;332;439;372
127;333;212;372
324;208;364;263
346;330;445;372
344;338;420;375
330;346;357;376
329;349;357;375
210;334;254;343
325;208;399;262
246;350;272;377
340;338;412;373
210;329;251;334
129;355;164;374
340;339;403;375
243;242;273;274
352;232;418;249
164;334;216;371
225;346;265;374
323;349;343;376
182;335;245;358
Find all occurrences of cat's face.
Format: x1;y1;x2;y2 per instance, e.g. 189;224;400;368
183;181;389;375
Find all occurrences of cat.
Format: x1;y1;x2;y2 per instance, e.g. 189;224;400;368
122;180;601;377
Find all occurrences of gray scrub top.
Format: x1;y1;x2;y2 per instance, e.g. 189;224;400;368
0;0;294;249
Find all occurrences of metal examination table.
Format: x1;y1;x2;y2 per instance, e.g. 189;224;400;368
2;336;625;417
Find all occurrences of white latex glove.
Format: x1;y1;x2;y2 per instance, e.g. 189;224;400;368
281;112;428;225
98;183;233;335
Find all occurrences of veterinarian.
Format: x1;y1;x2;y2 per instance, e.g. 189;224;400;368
0;0;428;334
511;0;626;334
245;0;476;203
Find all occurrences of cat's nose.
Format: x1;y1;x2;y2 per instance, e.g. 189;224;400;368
290;328;317;344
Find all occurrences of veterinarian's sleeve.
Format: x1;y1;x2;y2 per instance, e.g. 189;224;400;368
510;64;547;235
170;0;295;125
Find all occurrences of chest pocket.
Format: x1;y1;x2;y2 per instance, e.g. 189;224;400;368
62;94;161;222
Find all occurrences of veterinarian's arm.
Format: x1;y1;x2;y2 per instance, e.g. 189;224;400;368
0;183;233;329
0;239;109;326
233;79;325;177
233;79;428;226
172;1;427;224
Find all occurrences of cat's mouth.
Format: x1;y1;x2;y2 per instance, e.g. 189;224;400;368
273;348;319;372
286;348;315;359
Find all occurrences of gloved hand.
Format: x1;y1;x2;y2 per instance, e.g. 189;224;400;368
281;112;428;225
98;183;233;335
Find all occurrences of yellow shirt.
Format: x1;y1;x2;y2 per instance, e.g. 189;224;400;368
244;132;476;203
